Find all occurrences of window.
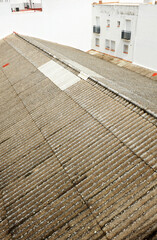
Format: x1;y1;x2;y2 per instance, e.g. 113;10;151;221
126;19;131;31
123;44;128;54
111;41;115;52
117;21;120;27
93;16;100;34
95;38;100;47
105;39;110;50
107;20;110;27
93;26;100;34
96;16;100;26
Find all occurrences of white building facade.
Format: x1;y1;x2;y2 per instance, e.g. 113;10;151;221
0;0;93;51
0;0;11;15
92;0;157;68
133;4;157;70
10;0;42;11
92;2;139;62
0;0;12;39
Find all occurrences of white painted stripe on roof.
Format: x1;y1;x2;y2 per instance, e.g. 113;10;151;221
78;71;89;80
38;60;80;90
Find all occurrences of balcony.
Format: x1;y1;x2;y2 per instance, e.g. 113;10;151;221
121;31;131;40
93;26;100;34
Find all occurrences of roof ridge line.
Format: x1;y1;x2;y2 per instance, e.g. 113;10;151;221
13;32;157;119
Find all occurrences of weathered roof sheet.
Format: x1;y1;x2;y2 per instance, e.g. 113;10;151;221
0;34;157;240
20;34;157;116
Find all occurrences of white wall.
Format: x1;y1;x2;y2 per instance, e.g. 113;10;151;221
0;0;93;51
41;0;93;51
0;3;12;39
101;0;154;3
92;4;139;61
0;2;11;16
133;5;157;70
10;0;41;2
120;0;143;3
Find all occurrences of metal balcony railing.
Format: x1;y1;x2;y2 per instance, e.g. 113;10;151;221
121;31;131;40
93;26;100;34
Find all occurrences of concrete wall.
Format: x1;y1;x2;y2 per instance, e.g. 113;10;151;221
100;0;155;3
120;0;144;3
0;3;44;40
0;0;93;51
101;0;143;3
0;3;12;39
10;0;41;3
92;4;139;61
41;0;93;51
133;5;157;70
0;2;11;15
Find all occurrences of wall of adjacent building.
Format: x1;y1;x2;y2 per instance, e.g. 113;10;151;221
1;0;157;70
101;0;155;3
41;0;93;51
10;0;42;10
0;2;12;39
0;0;93;51
133;5;157;71
92;4;139;62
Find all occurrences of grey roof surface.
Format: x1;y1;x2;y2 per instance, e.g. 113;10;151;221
0;34;157;240
22;35;157;115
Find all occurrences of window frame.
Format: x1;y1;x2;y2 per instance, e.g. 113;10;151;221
105;39;110;50
96;16;100;26
107;19;110;28
111;40;115;52
95;38;100;47
123;44;129;54
126;19;131;31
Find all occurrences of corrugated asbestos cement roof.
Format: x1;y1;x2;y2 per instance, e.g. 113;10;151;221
0;34;157;240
